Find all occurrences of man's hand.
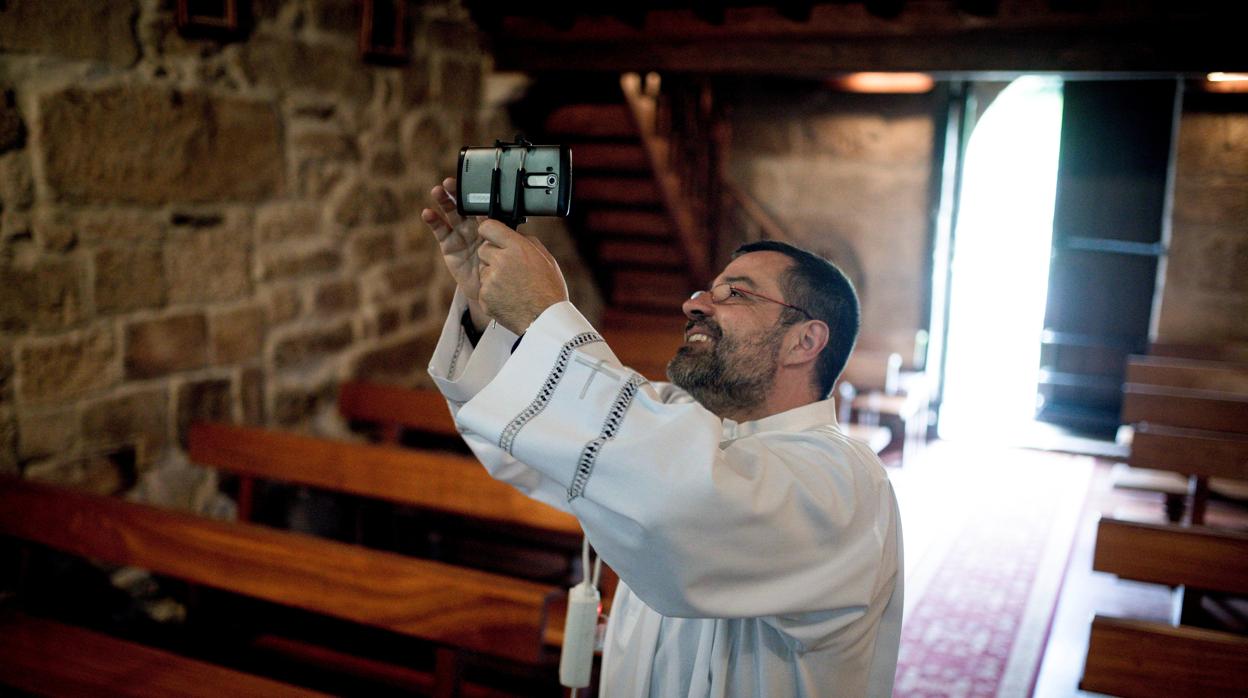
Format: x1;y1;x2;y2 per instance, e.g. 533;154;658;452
421;178;490;330
477;220;569;335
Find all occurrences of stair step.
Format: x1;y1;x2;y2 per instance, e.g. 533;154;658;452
572;143;650;172
585;210;674;238
610;269;694;309
545;104;637;138
577;177;661;205
599;240;683;268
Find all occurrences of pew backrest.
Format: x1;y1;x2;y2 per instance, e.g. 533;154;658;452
0;476;558;664
1121;383;1248;435
1092;516;1248;595
1126;354;1248;393
338;381;459;440
1128;423;1248;480
1081;615;1248;698
188;422;581;540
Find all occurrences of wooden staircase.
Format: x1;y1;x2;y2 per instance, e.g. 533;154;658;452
539;85;703;379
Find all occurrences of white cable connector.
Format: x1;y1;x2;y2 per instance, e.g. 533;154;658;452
560;537;601;690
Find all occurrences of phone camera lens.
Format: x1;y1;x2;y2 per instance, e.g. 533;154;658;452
547;175;557;187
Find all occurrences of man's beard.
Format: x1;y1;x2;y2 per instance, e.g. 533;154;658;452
666;320;786;418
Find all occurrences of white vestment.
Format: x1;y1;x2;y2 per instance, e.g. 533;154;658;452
428;292;903;698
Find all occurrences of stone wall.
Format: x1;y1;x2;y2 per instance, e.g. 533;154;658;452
0;0;600;497
726;86;936;363
1155;94;1248;342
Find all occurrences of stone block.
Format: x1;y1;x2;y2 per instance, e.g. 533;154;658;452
1178;112;1248;178
804;113;933;165
125;313;209;379
257;202;323;244
0;89;26;153
332;182;401;227
0;407;15;474
376;306;401;336
0;256;86;333
16;326;117;404
402;113;451;173
266;285;303;324
165;224;252;303
64;209;165;246
39;85;283;204
385;258;435;295
273;320;354;369
349;228;397;269
18;408;79;460
311;0;359;35
369;149;406;177
0;339;12;400
435;57;481;111
211;305;266;364
0;0;139;66
272;381;335;426
176;377;234;446
94;244;166;314
82;387;168;454
258;246;342;282
241;34;373;103
314;278;360;314
292;129;360;161
426;18;482;53
240;367;265;425
0;151;34;211
352;333;437;384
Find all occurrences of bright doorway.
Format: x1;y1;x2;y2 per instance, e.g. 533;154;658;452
938;77;1065;442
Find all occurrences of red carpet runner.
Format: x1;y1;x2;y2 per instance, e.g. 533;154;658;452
892;444;1093;698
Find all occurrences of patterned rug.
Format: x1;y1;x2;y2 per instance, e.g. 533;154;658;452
891;443;1094;698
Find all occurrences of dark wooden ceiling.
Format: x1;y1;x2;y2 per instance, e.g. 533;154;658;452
466;1;1247;76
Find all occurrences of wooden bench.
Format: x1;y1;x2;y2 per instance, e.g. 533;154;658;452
1082;517;1248;697
188;422;581;544
1117;355;1248;523
0;475;562;695
0;611;327;698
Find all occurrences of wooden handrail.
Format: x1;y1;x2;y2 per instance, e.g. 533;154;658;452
620;72;713;284
0;476;559;664
188;422;582;540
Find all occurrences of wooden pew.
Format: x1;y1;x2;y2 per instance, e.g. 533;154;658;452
338;380;459;444
188;422;580;543
0;475;562;695
1081;615;1248;698
1082;517;1248;697
1125;354;1248;393
1121;382;1248;434
0;612;327;698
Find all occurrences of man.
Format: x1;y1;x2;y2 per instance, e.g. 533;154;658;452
422;178;903;697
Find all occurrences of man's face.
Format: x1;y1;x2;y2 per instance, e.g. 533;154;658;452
666;252;796;418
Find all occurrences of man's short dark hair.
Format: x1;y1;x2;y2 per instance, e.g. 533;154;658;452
733;240;860;398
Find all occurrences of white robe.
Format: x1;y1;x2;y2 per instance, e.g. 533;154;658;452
428;291;903;697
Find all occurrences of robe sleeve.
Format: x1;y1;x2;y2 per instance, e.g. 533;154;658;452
450;300;899;632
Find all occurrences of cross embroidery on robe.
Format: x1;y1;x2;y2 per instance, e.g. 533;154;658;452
574;356;621;398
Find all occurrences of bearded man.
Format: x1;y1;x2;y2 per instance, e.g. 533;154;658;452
422;179;903;697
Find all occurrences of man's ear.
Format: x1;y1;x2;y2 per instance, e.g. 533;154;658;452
783;320;829;367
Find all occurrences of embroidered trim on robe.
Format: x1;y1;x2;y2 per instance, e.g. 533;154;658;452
498;331;603;454
569;372;647;500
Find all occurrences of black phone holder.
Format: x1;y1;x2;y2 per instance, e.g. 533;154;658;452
488;135;533;229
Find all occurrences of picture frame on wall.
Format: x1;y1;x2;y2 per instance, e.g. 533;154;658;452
360;0;410;65
176;0;249;39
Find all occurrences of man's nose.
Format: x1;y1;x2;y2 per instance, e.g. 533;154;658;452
683;290;715;319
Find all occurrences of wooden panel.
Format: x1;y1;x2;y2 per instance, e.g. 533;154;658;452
1092;517;1248;595
0;612;327;698
0;476;557;664
543;104;636;137
584;209;674;237
1129;423;1248;481
338;381;459;438
571;143;649;172
1122;383;1248;434
1080;615;1248;698
1127;355;1248;393
577;176;662;205
1150;341;1248;363
188;423;581;539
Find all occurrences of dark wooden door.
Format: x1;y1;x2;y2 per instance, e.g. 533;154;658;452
1037;80;1179;435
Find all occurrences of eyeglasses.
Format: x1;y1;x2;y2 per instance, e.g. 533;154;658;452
691;283;812;319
